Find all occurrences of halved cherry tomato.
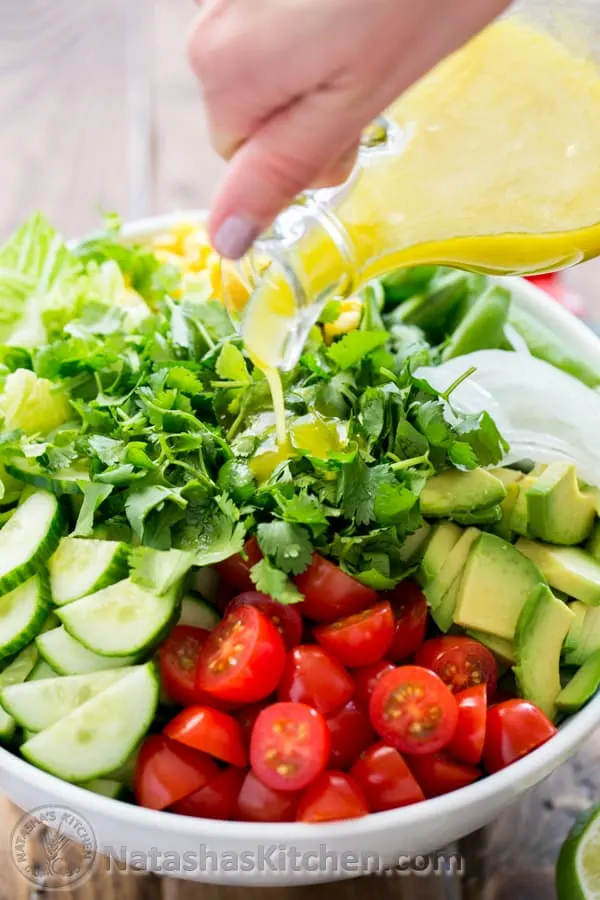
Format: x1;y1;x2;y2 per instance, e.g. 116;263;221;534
296;772;370;823
170;767;247;820
250;701;330;792
278;645;354;716
446;684;487;765
135;735;220;811
350;741;425;811
326;700;376;770
159;625;210;707
236;700;272;746
237;770;300;822
353;660;396;713
164;706;248;767
216;538;262;592
370;665;458;755
225;592;303;649
483;699;558;775
407;753;481;798
415;636;498;697
383;582;429;663
314;601;395;668
295;554;377;623
196;606;286;704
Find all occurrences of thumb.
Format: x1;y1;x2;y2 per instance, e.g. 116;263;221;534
208;90;368;259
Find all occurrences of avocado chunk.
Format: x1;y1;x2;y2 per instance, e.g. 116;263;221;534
490;467;525;487
452;505;503;526
424;527;480;609
513;584;574;721
563;601;587;656
556;649;600;714
493;481;521;542
454;533;544;640
420;469;506;518
516;539;600;606
399;524;432;565
586;521;600;562
526;463;596;546
431;574;462;633
466;629;516;666
442;285;511;360
564;604;600;666
508;474;538;537
419;522;462;585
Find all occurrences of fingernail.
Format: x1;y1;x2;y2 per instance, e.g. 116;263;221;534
212;215;260;259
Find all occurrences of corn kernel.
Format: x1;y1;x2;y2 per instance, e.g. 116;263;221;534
323;298;363;341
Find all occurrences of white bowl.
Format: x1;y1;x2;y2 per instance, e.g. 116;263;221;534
2;213;600;887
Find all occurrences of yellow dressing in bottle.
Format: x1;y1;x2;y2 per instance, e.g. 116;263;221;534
226;16;600;387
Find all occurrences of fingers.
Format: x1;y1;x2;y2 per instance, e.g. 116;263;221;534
208;89;366;259
308;141;360;190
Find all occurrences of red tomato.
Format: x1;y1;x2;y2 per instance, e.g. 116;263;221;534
170;767;247;820
237;770;300;822
236;700;272;746
250;702;330;792
164;706;248;767
383;582;429;663
296;772;370;823
407;753;481;798
196;606;286;705
446;684;487;765
326;700;376;770
314;601;395;668
159;625;210;708
214;580;236;614
278;645;355;716
295;553;377;623
370;665;458;755
353;660;396;712
350;742;425;811
135;735;220;811
483;699;558;775
225;591;303;649
415;636;498;697
216;538;262;592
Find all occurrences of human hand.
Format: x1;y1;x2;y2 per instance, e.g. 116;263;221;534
188;0;511;258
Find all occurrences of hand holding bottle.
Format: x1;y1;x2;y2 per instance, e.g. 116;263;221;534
188;0;511;259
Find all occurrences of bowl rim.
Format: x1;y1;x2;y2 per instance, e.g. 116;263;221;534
3;210;598;843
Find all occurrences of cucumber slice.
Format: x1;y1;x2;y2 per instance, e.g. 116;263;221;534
179;594;220;630
188;567;220;604
37;627;138;675
0;644;39;742
84;779;130;801
1;667;133;732
0;706;15;741
5;459;89;495
49;537;130;606
57;578;180;657
0;574;51;659
27;660;58;682
0;491;63;595
21;663;159;782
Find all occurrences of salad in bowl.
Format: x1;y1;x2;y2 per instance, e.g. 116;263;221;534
0;211;598;879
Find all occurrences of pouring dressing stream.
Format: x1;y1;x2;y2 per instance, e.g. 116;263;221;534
220;12;600;451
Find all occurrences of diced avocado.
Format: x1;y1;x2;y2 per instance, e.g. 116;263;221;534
420;469;506;518
564;605;600;666
493;481;521;542
398;524;432;564
516;539;600;606
418;522;462;585
508;475;537;537
431;574;462;633
454;533;544;640
424;528;480;609
556;649;600;714
467;629;516;666
526;463;596;546
513;584;574;721
563;601;588;655
452;505;502;526
586;521;600;562
490;467;524;487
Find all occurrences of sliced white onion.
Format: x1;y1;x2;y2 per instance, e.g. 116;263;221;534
416;350;600;486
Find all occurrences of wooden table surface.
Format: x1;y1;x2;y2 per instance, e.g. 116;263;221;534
1;2;600;898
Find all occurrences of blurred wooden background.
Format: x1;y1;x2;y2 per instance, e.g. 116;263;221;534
0;2;600;899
